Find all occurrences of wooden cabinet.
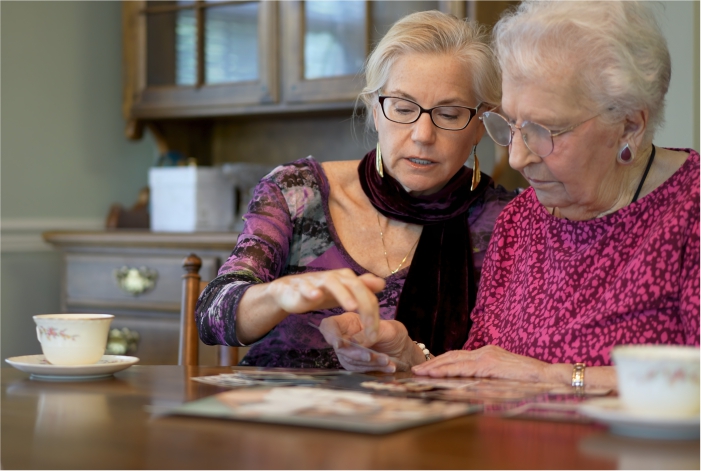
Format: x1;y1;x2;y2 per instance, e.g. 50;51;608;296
43;230;241;365
123;0;470;125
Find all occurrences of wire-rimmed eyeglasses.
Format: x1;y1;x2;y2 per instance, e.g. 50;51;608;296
379;96;483;131
480;111;599;158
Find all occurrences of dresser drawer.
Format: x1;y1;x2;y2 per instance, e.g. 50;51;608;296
64;253;220;312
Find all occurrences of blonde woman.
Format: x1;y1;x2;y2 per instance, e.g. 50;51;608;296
196;11;515;369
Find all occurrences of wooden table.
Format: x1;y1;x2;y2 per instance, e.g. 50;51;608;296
2;366;698;469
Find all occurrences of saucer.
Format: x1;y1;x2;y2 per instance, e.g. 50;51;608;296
5;354;139;381
579;398;700;440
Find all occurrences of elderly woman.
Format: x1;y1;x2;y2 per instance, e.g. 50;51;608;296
196;11;514;368
327;1;699;388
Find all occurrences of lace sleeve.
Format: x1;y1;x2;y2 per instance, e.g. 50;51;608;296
195;177;292;347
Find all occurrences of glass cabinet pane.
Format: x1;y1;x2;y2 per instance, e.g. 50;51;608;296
205;2;260;84
303;1;365;80
370;1;439;45
146;3;197;86
176;8;197;85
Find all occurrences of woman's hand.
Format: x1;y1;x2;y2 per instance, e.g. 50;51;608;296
236;269;385;345
411;345;619;389
319;313;425;373
267;269;385;343
411;345;550;383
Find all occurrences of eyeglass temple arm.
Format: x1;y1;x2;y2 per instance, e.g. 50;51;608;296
550;115;598;137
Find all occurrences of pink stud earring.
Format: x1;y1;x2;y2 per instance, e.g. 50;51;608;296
617;143;634;164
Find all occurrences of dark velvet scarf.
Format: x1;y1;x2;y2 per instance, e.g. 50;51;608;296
358;150;491;355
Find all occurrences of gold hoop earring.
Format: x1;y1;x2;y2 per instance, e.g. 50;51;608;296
376;142;384;178
470;145;481;191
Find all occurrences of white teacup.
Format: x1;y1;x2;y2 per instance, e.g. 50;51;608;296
612;344;700;417
34;314;114;366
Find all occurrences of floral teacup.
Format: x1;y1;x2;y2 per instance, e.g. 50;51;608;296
612;344;700;418
34;314;114;365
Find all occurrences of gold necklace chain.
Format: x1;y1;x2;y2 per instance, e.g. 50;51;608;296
377;213;420;275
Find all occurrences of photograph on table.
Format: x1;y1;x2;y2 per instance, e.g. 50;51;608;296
168;386;480;434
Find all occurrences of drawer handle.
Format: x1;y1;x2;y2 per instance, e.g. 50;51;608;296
114;266;158;296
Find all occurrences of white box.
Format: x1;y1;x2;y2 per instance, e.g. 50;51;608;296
149;167;234;232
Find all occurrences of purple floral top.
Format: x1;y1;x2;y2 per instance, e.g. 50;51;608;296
196;157;515;368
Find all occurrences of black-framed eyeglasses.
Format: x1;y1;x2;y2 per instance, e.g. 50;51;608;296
378;96;482;131
480;111;599;158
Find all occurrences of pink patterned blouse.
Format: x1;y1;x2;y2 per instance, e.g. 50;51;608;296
465;149;700;366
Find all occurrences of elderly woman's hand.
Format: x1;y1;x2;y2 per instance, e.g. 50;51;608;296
411;345;551;382
268;269;385;343
319;313;424;373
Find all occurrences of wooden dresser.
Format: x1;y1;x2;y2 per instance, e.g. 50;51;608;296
43;230;240;365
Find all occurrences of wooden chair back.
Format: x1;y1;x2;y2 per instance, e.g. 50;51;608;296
180;253;239;366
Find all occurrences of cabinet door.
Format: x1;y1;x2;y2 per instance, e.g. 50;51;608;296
280;0;366;104
124;0;278;120
281;1;466;104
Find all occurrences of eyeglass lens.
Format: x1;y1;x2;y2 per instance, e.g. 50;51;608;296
482;112;554;157
482;112;512;146
382;97;473;130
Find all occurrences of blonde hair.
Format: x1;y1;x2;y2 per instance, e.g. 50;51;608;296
356;10;501;132
493;1;671;142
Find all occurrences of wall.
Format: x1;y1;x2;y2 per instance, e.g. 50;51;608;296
654;1;700;150
1;1;157;359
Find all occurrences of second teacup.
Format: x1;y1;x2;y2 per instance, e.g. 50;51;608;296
34;314;114;366
612;344;700;418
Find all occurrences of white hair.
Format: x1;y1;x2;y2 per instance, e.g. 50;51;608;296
356;10;501;133
493;1;671;142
